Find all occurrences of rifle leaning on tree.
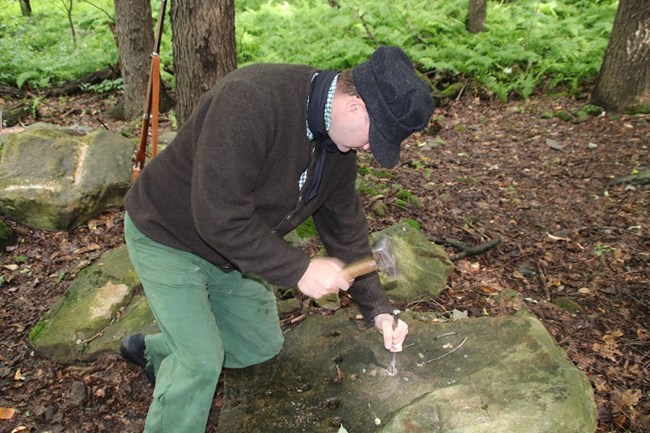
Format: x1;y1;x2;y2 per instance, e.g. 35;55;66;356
131;0;167;184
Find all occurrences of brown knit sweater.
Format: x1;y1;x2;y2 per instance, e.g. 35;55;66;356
125;63;392;321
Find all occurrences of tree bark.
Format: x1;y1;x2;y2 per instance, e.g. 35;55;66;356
467;0;487;33
114;0;155;120
170;0;236;126
591;0;650;113
19;0;31;16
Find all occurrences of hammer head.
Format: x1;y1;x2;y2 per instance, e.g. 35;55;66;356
372;236;398;280
339;235;398;282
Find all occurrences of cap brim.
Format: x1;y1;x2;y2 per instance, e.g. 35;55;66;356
369;122;400;168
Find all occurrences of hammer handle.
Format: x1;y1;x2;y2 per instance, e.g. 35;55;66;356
339;258;378;281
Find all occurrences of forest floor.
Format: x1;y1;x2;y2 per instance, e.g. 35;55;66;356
0;92;648;433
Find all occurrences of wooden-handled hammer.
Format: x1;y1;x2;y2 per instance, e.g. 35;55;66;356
338;236;397;281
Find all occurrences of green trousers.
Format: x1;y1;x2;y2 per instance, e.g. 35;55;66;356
124;213;284;433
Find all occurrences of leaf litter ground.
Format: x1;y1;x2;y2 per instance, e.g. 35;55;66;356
0;93;648;433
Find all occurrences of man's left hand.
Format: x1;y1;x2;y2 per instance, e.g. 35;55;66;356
374;313;408;352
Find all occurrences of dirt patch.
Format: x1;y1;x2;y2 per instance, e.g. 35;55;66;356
0;93;648;433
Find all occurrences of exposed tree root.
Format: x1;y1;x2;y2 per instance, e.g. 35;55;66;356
429;236;502;261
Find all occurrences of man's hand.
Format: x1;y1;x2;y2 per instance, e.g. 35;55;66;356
374;312;408;352
297;257;351;299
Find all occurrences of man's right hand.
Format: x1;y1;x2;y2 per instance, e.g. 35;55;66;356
297;257;351;299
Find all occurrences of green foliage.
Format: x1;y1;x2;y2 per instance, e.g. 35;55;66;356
29;320;47;341
0;0;118;88
396;188;423;208
401;218;421;230
295;217;317;239
236;0;617;99
356;178;385;197
56;271;67;284
0;0;618;98
356;164;393;197
594;242;614;257
81;78;124;94
15;255;28;263
579;104;605;117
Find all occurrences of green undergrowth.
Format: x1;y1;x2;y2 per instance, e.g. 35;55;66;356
0;0;618;100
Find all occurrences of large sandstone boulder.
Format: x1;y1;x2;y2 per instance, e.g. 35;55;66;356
0;123;134;231
220;310;597;433
28;246;157;362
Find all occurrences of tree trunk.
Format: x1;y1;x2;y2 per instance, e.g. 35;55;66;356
170;0;236;126
114;0;155;120
591;0;650;113
19;0;31;16
467;0;487;33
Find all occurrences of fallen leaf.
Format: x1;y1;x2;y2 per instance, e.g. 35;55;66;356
3;264;19;271
72;243;101;255
13;369;23;381
578;287;591;294
589;374;608;392
11;427;27;433
512;270;526;280
546;138;564;151
613;415;626;427
619;389;642;407
451;309;468;320
593;330;624;362
480;286;498;294
546;232;570;241
0;407;16;420
456;260;481;273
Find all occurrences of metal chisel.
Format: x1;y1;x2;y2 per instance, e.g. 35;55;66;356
387;309;400;375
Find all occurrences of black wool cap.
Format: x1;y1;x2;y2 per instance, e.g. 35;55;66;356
352;46;434;168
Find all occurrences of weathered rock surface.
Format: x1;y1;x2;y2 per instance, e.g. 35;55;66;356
374;222;454;302
219;310;597;433
29;245;157;362
314;222;454;310
0;123;134;231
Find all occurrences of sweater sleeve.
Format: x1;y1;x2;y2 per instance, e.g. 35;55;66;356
189;80;310;287
312;154;393;322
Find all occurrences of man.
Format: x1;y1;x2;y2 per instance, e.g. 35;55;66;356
121;45;434;432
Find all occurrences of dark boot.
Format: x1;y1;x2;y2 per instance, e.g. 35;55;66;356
120;333;155;384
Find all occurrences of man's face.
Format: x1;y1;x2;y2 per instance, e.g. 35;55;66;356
329;96;371;154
